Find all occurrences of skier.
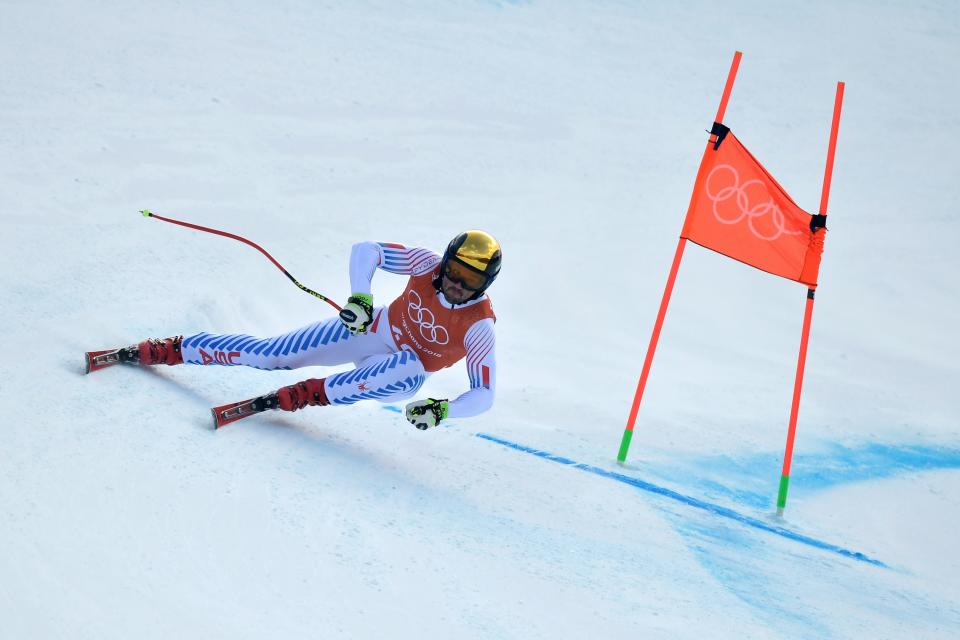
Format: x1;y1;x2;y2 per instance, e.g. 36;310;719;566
87;231;501;430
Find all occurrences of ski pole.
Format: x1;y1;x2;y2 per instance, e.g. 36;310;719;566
140;209;342;312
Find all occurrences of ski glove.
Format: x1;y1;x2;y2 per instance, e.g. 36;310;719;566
339;293;374;335
405;398;449;430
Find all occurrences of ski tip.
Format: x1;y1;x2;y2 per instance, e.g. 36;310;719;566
210;399;249;430
84;352;92;375
85;349;121;374
140;209;153;217
211;396;271;429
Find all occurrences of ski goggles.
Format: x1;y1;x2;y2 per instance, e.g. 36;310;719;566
443;258;489;291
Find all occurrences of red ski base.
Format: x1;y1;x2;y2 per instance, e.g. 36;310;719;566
211;394;279;429
85;349;123;374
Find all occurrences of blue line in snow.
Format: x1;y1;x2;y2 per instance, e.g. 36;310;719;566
475;433;887;568
642;442;960;510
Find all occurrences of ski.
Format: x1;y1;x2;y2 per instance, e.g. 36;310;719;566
85;347;135;374
211;393;279;429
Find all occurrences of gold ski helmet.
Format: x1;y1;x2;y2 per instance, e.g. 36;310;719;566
435;230;502;301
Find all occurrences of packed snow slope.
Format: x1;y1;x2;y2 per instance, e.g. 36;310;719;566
2;1;958;638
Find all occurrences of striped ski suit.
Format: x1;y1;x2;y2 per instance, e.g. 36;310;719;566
180;241;497;417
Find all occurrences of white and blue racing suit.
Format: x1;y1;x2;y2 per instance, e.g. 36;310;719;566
180;242;496;418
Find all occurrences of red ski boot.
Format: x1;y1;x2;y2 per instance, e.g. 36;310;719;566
277;378;329;412
137;336;184;366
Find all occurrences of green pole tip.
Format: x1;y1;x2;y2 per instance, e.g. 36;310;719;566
140;209;152;217
616;429;634;463
776;474;790;510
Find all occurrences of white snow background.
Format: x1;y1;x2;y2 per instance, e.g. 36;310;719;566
1;1;958;638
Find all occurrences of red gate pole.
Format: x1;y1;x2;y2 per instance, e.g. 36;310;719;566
617;51;743;462
776;81;845;514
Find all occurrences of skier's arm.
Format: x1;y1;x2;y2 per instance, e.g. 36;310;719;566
349;241;442;294
447;319;496;419
348;242;381;295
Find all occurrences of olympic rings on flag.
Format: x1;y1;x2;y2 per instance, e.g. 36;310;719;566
705;164;804;241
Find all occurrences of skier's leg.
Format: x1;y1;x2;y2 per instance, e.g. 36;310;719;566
119;307;395;373
325;350;426;405
180;315;392;371
275;350;426;412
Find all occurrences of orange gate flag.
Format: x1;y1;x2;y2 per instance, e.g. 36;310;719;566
680;125;826;287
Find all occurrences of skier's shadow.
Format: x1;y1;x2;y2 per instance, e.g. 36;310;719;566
74;354;329;434
129;363;396;467
74;358;221;428
72;351;451;485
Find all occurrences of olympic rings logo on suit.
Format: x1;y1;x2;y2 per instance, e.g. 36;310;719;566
705;164;803;241
407;290;449;345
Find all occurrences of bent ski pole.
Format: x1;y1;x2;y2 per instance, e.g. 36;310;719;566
140;209;342;312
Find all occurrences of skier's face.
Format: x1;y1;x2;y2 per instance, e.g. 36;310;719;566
441;275;473;304
441;258;489;303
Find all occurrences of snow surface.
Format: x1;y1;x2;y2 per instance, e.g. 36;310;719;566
2;1;959;638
